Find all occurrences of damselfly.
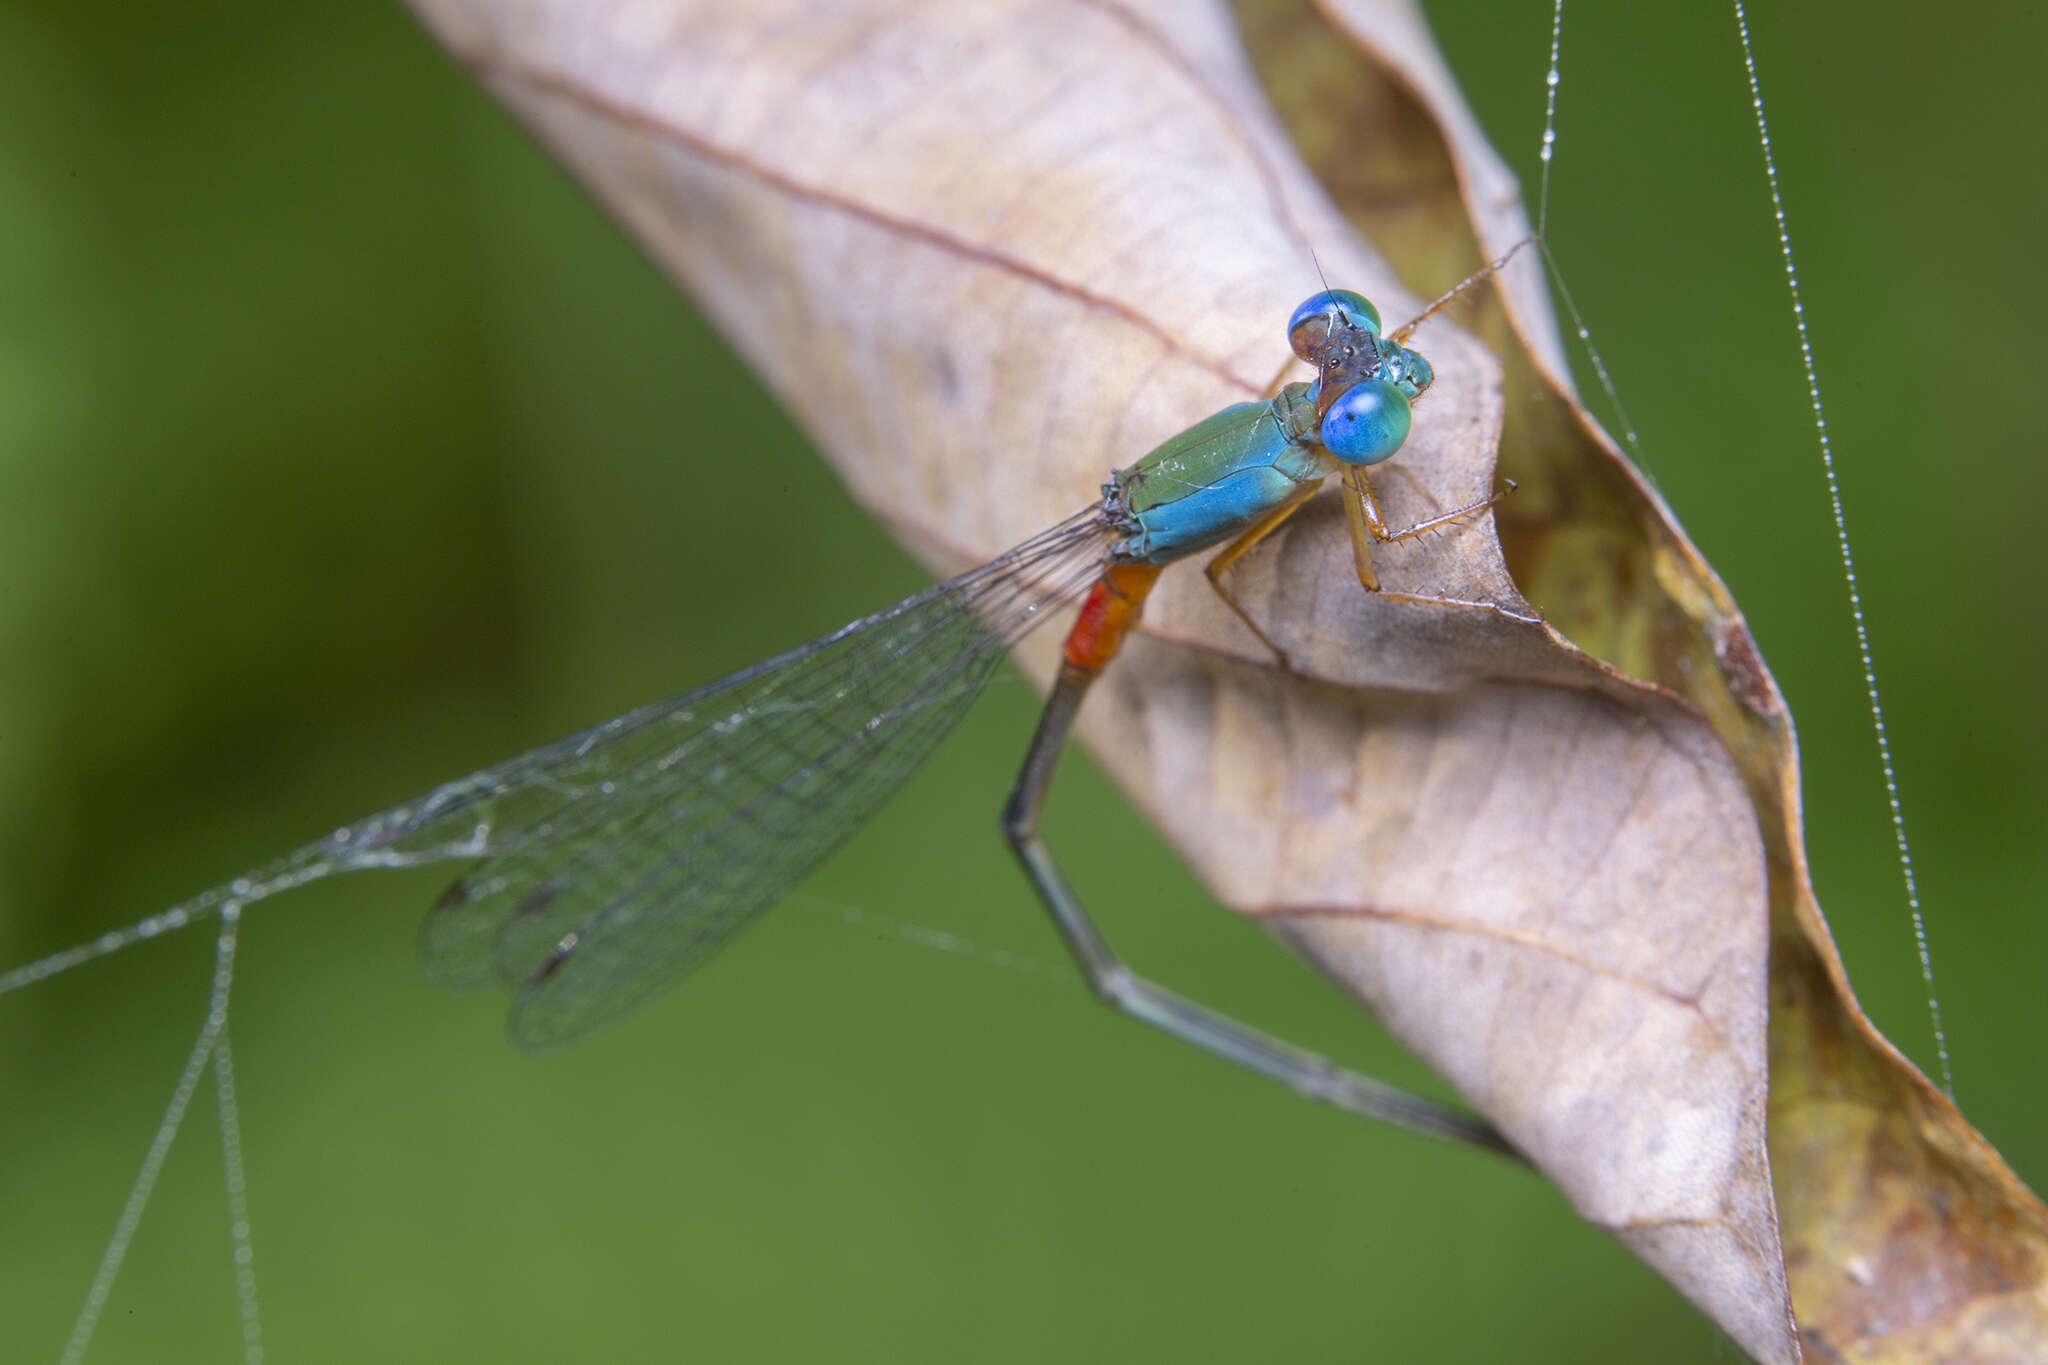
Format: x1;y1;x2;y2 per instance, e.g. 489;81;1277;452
5;287;1515;1155
490;276;1529;1151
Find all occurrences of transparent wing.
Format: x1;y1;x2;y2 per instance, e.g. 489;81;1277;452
356;507;1111;1049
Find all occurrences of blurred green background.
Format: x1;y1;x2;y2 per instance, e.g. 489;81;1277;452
0;1;2039;1361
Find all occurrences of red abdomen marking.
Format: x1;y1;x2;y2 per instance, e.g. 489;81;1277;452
1062;562;1161;672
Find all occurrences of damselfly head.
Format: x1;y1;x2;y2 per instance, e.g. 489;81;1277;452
1290;289;1433;408
1289;290;1432;467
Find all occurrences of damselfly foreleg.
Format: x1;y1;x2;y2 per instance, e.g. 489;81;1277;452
1341;467;1519;593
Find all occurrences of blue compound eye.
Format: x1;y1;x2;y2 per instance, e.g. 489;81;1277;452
1320;379;1411;465
1288;289;1382;365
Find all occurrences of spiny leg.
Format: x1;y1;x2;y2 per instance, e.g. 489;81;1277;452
1385;234;1539;346
1342;466;1517;595
1202;479;1322;671
1004;564;1520;1158
1342;466;1386;593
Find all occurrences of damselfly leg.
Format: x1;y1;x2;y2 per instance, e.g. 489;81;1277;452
1003;567;1519;1157
1340;467;1519;594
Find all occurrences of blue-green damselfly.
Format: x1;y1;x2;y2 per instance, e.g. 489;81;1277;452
1;285;1519;1155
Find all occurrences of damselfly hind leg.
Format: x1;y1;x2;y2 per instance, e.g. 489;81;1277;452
1003;652;1520;1159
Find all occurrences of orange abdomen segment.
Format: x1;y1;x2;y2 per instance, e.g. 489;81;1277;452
1061;562;1161;673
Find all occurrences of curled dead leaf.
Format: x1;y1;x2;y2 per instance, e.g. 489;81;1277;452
399;0;2048;1359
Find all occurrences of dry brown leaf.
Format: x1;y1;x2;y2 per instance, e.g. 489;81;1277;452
401;1;2048;1359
